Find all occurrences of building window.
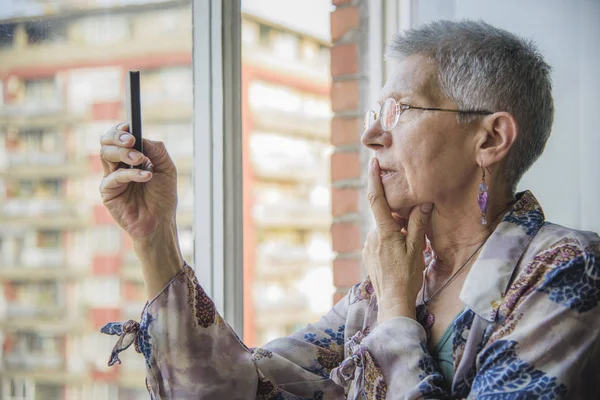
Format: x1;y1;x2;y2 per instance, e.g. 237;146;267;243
1;378;34;400
67;67;121;114
0;23;15;48
259;23;271;45
25;19;68;45
141;66;193;105
24;77;59;104
79;14;129;45
37;230;61;248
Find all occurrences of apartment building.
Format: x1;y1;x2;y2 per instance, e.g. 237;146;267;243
0;0;332;398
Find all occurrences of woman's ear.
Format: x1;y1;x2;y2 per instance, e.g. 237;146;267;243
475;112;518;167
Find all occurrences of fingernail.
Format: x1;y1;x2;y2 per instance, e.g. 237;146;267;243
120;134;132;143
140;171;151;176
128;151;140;160
421;203;433;213
371;158;377;167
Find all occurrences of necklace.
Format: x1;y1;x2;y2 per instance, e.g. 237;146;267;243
416;242;485;341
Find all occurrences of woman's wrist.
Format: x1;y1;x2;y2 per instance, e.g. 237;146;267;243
377;296;416;323
133;220;185;299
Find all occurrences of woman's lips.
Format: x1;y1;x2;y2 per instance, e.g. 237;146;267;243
379;169;396;180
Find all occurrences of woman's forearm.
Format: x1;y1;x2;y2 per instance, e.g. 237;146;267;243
133;220;185;299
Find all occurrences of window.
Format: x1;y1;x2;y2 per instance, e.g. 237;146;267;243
80;15;129;45
272;32;300;61
241;8;333;346
259;24;271;45
26;19;68;45
141;66;193;105
24;77;60;109
0;23;15;48
37;230;61;248
1;379;34;400
67;67;121;114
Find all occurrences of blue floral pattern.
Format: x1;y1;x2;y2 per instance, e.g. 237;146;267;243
501;191;545;236
417;343;447;398
303;325;345;348
538;249;600;313
138;311;154;368
471;340;567;399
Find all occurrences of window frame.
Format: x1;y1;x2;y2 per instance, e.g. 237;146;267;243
191;0;243;334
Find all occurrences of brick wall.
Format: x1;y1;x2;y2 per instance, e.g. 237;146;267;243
330;0;371;303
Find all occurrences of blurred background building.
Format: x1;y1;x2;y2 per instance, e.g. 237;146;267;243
0;0;333;398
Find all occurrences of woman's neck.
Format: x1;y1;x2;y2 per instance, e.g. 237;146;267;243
426;188;516;274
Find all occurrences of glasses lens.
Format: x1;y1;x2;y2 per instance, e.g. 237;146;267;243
364;110;377;130
380;98;399;131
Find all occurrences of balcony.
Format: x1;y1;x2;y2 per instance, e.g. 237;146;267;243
251;109;330;141
252;158;328;183
143;101;193;124
0;307;86;334
255;242;332;279
253;201;331;229
0;20;192;74
0;198;88;228
0;265;82;281
0;152;87;178
0;103;80;128
5;303;66;320
4;351;65;372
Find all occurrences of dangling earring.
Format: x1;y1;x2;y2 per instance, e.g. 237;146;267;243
478;165;489;225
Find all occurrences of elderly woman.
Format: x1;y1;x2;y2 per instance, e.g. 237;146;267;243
98;20;600;399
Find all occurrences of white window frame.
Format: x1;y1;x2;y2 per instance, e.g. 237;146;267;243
192;0;243;334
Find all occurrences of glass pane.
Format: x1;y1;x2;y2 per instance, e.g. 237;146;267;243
0;1;193;399
240;1;334;347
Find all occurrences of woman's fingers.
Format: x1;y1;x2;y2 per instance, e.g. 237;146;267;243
100;123;131;145
367;158;400;236
406;202;433;252
99;168;152;193
100;123;145;176
100;144;145;168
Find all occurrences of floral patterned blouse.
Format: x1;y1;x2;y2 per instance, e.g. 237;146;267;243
102;191;600;399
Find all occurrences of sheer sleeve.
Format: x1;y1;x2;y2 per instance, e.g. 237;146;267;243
101;264;347;399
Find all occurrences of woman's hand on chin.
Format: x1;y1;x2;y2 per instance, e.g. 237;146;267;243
363;158;433;323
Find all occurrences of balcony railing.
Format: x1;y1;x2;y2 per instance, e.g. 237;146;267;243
0;102;64;117
255;241;332;278
5;151;67;166
5;303;66;319
253;201;331;229
0;199;86;228
4;351;64;371
0;248;66;271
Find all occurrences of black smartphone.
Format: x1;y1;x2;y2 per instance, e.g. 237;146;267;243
126;70;143;169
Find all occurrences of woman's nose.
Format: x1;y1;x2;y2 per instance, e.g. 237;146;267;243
361;122;390;150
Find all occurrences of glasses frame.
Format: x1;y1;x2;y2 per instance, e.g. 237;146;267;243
365;98;494;131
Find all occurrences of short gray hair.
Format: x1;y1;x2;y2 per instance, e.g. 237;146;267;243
387;20;554;192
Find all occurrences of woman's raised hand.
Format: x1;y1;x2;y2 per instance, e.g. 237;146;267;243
99;123;185;298
362;158;433;323
98;123;178;241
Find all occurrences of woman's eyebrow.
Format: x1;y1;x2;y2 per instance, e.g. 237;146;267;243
376;91;412;106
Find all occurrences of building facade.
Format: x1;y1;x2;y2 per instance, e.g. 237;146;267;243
0;1;335;398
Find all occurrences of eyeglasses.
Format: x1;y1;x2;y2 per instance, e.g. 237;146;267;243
364;97;494;131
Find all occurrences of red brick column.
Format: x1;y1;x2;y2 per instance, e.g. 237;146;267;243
330;0;368;303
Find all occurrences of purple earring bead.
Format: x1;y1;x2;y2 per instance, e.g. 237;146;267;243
478;183;489;225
